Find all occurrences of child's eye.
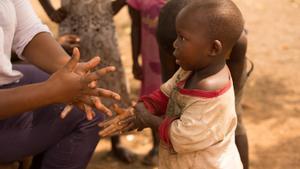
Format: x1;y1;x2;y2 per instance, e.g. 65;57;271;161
179;35;186;41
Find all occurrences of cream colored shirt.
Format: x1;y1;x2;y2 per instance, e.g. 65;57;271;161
159;68;243;169
0;0;50;85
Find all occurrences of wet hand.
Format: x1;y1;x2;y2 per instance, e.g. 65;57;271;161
48;48;120;119
98;104;137;137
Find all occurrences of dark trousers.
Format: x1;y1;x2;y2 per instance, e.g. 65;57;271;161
0;64;104;169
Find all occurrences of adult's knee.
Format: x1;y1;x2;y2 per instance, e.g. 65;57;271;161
73;108;104;133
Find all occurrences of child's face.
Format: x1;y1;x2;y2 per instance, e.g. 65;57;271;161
173;10;212;71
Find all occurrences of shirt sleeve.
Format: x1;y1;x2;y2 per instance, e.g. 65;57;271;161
12;0;51;59
138;68;185;116
168;100;235;153
139;89;169;116
126;0;141;10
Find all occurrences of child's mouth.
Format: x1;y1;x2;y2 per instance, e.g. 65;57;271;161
174;51;181;65
173;49;180;58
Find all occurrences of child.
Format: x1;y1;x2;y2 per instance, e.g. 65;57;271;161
127;0;166;165
39;0;136;163
100;0;244;168
157;0;250;168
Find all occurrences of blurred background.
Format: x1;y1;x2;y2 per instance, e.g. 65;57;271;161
30;0;300;169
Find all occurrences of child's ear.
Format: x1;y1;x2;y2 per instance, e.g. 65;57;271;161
209;40;222;57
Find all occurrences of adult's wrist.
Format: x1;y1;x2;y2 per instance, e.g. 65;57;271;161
43;80;58;103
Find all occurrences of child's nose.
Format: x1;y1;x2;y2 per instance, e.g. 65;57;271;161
173;39;179;49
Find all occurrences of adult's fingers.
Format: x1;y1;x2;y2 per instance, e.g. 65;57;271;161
64;47;80;71
111;104;134;116
60;104;74;119
88;81;97;89
76;102;85;109
84;104;95;121
82;88;121;101
77;95;93;105
83;66;116;83
81;56;101;72
111;104;125;115
77;95;113;117
92;97;112;116
97;88;121;100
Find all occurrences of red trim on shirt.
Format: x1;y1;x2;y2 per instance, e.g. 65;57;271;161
176;80;232;98
139;89;169;116
159;116;179;147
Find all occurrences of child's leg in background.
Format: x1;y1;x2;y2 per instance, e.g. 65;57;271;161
235;92;249;169
231;59;254;169
142;130;160;166
0;65;103;169
111;135;136;163
227;31;251;169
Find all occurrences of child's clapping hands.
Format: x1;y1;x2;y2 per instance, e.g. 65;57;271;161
99;103;163;137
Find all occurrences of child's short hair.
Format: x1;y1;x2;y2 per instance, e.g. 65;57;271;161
156;0;244;53
182;0;244;49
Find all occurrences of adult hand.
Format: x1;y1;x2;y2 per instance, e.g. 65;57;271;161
50;7;67;23
71;48;122;119
48;48;120;119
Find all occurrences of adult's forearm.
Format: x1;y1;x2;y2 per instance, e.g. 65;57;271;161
22;32;70;74
0;82;55;119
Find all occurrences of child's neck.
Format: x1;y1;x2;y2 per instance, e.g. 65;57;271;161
194;59;226;80
184;59;228;90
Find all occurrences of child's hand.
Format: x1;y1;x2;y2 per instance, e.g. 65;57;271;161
48;48;120;119
57;34;80;55
50;7;67;23
99;104;138;137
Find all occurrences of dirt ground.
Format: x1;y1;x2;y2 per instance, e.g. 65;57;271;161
30;0;300;168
